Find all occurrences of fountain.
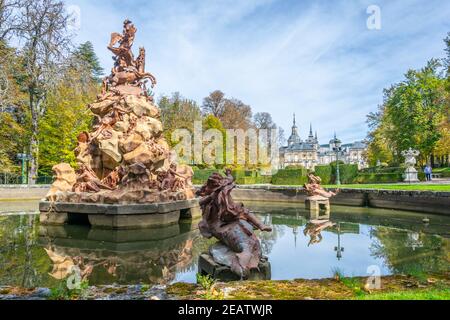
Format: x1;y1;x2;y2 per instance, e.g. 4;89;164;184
196;170;272;281
39;20;200;229
303;172;336;216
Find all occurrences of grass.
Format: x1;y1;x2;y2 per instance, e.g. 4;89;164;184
166;273;450;300
323;184;450;192
49;279;90;300
357;288;450;300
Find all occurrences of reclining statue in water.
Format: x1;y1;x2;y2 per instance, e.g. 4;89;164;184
304;173;338;198
197;171;272;278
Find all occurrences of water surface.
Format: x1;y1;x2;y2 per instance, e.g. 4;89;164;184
0;201;448;288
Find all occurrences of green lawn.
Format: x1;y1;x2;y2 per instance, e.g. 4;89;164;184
324;184;450;192
357;288;450;300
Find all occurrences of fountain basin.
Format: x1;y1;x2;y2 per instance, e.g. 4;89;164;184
39;198;201;229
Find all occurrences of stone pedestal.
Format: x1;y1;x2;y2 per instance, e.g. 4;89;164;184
198;253;271;282
180;205;202;220
39;210;69;225
404;167;419;183
305;196;330;213
39;198;200;230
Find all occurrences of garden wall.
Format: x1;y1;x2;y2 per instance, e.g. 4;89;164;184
0;185;49;200
231;185;450;216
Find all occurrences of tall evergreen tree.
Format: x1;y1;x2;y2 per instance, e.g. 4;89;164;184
73;41;104;82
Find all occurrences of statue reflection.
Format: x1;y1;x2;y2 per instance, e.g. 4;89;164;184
39;223;201;285
303;220;336;246
44;247;94;281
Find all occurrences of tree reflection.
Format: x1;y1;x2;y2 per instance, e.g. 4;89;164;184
0;215;54;288
370;226;448;275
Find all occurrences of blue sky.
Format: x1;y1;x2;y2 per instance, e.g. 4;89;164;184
65;0;450;143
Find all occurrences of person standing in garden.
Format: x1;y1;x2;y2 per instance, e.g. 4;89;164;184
424;165;432;181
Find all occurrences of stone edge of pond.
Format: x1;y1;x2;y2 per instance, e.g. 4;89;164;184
0;284;174;300
1;274;448;300
234;184;450;194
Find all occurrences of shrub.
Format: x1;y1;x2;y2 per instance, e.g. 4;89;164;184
256;175;272;184
314;165;332;185
354;173;403;184
232;169;256;179
193;169;219;184
330;163;359;184
433;167;450;177
235;175;272;185
272;168;308;185
193;169;272;185
338;164;359;184
418;172;426;181
360;166;404;174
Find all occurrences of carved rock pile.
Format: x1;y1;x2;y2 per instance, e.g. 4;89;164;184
46;91;195;204
45;19;195;204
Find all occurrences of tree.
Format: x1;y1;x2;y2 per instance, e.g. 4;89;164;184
14;0;75;183
254;112;274;129
73;41;104;82
278;126;286;147
386;60;445;164
366;59;447;166
0;112;24;172
435;33;450;166
38;67;98;176
221;98;253;129
202;114;226;168
444;32;450;76
0;40;28;173
201;90;226;117
158;92;202;146
0;0;26;41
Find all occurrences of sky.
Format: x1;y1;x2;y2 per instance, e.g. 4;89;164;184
64;0;450;144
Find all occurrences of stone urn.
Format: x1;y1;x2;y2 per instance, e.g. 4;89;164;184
402;148;420;183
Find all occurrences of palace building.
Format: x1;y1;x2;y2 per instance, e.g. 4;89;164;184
279;115;368;170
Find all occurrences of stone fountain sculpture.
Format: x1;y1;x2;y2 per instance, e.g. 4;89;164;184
402;148;420;183
197;170;272;280
304;173;337;218
40;20;199;229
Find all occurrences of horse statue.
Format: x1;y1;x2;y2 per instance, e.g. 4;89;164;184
102;19;157;94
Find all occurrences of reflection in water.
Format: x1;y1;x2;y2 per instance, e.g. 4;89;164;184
303;220;336;247
37;223;208;286
0;202;449;287
334;223;344;261
252;203;449;280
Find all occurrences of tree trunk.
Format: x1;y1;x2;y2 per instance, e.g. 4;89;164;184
28;93;39;185
28;134;38;185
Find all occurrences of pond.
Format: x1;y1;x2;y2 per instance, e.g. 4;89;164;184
0;200;448;288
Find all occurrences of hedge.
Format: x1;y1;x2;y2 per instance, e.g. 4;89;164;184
314;165;332;185
353;173;404;184
330;163;359;184
193;169;272;185
235;176;272;185
354;168;427;184
272;168;308;185
231;169;256;179
433;167;450;177
359;166;404;174
193;169;219;184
